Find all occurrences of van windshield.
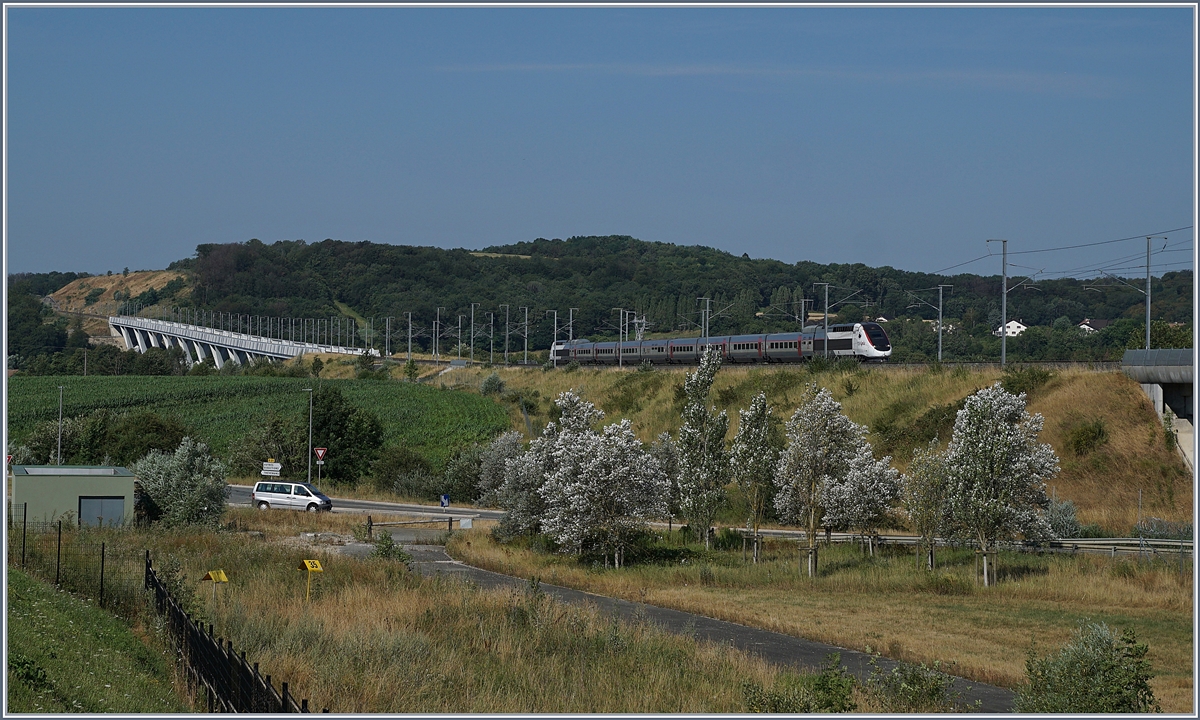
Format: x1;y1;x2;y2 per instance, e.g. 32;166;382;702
300;483;324;496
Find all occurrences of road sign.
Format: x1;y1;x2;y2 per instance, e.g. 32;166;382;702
299;559;323;572
316;460;324;466
262;462;282;472
314;447;327;461
6;455;11;465
260;469;280;477
202;570;228;583
440;494;450;508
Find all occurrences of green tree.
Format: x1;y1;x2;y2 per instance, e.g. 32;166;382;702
311;385;384;485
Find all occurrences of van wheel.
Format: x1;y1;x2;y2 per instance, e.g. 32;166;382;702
306;504;319;513
257;501;270;510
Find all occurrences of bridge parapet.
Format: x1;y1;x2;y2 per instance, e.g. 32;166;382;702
108;315;367;368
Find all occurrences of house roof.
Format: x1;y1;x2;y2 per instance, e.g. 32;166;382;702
1079;318;1112;330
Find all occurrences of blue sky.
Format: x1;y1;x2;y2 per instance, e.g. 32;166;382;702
5;6;1195;278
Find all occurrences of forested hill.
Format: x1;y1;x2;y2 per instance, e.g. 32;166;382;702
14;235;1194;363
180;234;1189;328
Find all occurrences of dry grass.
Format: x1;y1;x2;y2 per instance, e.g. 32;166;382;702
94;511;851;713
448;529;1194;712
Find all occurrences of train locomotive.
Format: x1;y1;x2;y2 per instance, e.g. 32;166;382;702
552;322;892;365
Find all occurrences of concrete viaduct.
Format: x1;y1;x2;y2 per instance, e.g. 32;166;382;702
108;315;367;369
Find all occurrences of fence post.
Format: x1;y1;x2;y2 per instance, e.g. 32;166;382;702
144;550;150;590
56;520;62;586
448;517;453;533
367;516;372;540
302;699;309;712
21;503;27;568
282;682;290;713
99;542;106;607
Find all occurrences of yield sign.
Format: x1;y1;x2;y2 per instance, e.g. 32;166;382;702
5;455;11;465
314;447;328;461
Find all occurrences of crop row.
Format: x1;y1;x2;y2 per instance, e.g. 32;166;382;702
7;376;511;466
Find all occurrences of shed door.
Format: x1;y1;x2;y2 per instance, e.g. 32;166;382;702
79;496;125;527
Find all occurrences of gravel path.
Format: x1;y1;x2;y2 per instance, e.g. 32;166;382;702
403;542;1015;713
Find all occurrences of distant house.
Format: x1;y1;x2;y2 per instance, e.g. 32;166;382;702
994;320;1028;337
873;316;890;323
1078;318;1112;335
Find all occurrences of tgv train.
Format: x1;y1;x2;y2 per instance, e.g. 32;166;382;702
552;322;892;365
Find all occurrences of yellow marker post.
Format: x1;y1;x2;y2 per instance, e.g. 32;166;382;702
201;569;229;602
298;559;323;602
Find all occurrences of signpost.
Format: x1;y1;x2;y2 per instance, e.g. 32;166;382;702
440;494;450;511
298;559;323;602
314;448;327;488
261;460;282;477
201;569;228;602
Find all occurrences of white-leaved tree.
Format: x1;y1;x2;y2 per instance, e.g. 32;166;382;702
540;419;667;567
822;443;901;557
774;384;868;577
676;348;729;549
943;382;1058;586
902;439;951;570
476;431;524;508
496;391;603;540
729;391;776;562
132;437;226;527
649;432;681;531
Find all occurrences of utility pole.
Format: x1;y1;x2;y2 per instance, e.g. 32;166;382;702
304;388;313;485
470;303;478;363
384;317;393;357
568;307;578;343
550;310;559;368
987;239;1008;366
501;304;510;364
521;306;529;364
489;312;495;364
457;315;464;359
613;307;625;367
1147;237;1152;350
435;307;444;364
57;385;64;465
696;298;711;349
812;283;831;358
406;312;413;360
937;285;952;362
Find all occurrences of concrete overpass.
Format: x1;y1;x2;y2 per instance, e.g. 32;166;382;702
1122;348;1194;471
108;315;368;369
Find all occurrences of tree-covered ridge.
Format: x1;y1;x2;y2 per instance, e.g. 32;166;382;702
9;235;1192;364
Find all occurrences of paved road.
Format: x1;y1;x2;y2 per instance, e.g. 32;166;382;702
225;484;504;520
402;542;1015;713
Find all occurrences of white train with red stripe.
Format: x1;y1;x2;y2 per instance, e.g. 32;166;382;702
552;322;892;365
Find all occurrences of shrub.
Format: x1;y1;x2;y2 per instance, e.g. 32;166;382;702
742;654;856;713
1046;497;1081;539
865;653;976;712
481;373;505;395
371;445;434;492
1013;622;1160;713
1066;419;1108;456
131;437;226;528
370;531;412;564
637;360;654;373
564;360;581;373
1000;366;1054;396
403;359;419;382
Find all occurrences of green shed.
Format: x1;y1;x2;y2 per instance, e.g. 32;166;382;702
10;465;136;527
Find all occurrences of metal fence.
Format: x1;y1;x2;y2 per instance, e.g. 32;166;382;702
144;556;322;713
8;504;323;713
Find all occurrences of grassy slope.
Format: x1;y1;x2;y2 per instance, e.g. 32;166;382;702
6;569;187;713
445;363;1191;531
7;375;510;470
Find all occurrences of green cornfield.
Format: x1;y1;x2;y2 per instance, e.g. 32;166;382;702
7;376;510;468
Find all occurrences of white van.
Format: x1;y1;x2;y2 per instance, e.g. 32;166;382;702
251;481;333;512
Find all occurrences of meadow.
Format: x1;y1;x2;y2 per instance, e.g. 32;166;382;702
447;527;1195;712
7;375;510;470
